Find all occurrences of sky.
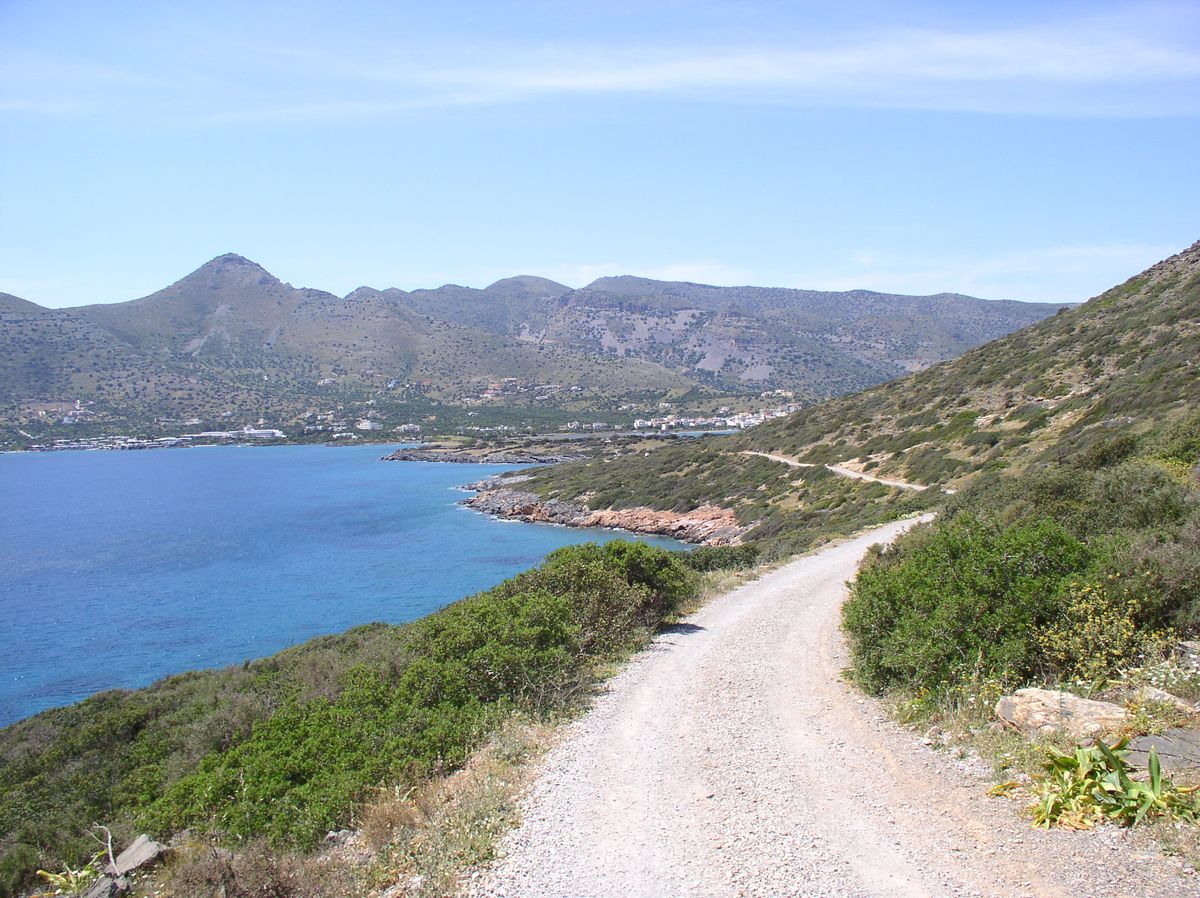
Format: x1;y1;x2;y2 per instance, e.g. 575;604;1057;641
1;0;1197;307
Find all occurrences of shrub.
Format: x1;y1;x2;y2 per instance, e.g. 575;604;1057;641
1153;410;1200;468
138;541;693;851
1070;433;1141;470
843;516;1091;695
1036;579;1168;684
1113;518;1200;635
678;544;760;572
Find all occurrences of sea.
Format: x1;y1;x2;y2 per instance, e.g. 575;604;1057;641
0;444;681;727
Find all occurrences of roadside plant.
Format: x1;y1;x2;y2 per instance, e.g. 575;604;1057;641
1029;738;1199;829
35;851;103;895
1036;578;1169;685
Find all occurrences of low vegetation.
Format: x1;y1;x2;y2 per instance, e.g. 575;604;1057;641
843;450;1199;707
1029;740;1198;830
0;541;761;897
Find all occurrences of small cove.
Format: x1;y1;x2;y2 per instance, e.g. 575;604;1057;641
0;444;681;726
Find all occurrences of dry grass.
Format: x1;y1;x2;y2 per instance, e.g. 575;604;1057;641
364;717;556;898
153;838;363;898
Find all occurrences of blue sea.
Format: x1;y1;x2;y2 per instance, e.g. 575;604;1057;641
0;444;680;726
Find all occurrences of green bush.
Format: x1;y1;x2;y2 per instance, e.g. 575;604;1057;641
843;516;1091;695
1153;410;1200;467
678;544;760;572
0;540;699;884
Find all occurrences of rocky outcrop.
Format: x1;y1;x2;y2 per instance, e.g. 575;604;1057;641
994;688;1128;740
383;448;583;464
83;834;168;898
1128;728;1200;773
465;488;745;546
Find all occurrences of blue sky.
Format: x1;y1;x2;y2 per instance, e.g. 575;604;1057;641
1;1;1197;307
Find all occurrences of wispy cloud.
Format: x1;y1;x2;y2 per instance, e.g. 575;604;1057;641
417;28;1200;97
795;242;1184;302
4;14;1199;121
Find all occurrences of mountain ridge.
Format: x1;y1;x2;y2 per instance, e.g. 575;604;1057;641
1;253;1070;445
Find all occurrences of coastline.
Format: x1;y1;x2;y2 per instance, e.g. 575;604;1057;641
462;482;745;546
382;446;584;464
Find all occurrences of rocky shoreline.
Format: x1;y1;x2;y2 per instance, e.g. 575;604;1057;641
381;448;584;464
463;486;745;546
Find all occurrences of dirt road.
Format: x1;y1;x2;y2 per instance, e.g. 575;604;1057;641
740;450;932;492
468;518;1193;898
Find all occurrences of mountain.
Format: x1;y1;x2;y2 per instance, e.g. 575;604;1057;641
1;254;1066;444
378;274;1066;400
515;241;1200;551
0;292;45;314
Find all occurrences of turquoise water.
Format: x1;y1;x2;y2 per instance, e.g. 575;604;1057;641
0;445;680;726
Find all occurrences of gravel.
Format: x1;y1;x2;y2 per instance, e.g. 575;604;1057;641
466;518;1197;898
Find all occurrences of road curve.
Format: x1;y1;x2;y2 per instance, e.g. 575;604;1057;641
468;518;1193;898
825;463;930;491
740;450;817;468
741;450;932;492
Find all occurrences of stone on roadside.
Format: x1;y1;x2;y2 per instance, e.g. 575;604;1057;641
105;834;167;877
994;688;1128;739
1132;685;1199;714
1177;641;1200;673
1127;728;1200;773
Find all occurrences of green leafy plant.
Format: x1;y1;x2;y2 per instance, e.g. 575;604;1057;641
1030;738;1199;829
35;851;102;894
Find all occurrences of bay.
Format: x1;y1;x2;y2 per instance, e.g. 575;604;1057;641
0;444;680;726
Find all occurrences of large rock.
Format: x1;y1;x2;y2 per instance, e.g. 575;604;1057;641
107;834;166;876
994;688;1128;739
1128;728;1200;773
1131;685;1198;714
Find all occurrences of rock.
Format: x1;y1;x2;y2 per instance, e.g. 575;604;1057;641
994;688;1128;739
382;448;582;464
105;834;167;877
83;876;128;898
1127;728;1200;773
1177;641;1200;673
464;488;746;545
83;877;116;898
1133;685;1198;714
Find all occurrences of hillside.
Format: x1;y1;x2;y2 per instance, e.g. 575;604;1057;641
0;255;1065;447
0;257;701;445
79;255;689;402
512;241;1200;552
381;273;1065;399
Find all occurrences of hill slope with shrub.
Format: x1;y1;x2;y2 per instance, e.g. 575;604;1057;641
0;542;745;897
518;241;1200;555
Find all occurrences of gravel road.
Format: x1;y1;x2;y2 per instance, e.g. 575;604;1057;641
467;518;1196;898
740;449;934;492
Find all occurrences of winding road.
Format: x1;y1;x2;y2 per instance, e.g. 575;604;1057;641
468;519;1194;898
742;450;937;492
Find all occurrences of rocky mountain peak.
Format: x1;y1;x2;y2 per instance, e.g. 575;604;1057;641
180;253;281;291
